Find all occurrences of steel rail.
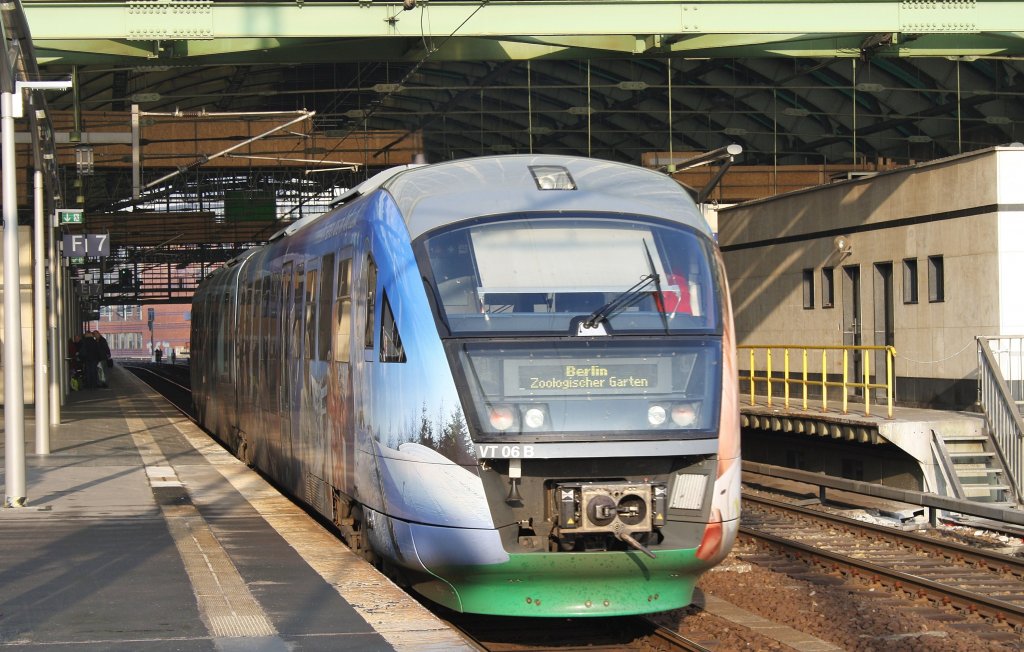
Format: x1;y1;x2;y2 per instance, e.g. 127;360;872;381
740;496;1024;628
744;493;1024;576
641;619;715;652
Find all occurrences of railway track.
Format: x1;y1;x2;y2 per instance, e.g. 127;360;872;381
741;493;1024;643
436;611;713;651
123;362;194;415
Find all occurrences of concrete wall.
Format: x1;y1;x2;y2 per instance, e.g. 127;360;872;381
720;146;1022;408
997;152;1024;335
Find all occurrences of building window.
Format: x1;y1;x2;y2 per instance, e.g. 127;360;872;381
802;269;814;309
928;255;944;303
821;267;835;308
903;258;918;304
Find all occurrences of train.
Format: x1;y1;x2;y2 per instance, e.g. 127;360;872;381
190;154;741;617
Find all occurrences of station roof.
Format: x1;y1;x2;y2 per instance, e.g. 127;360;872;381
9;0;1024;305
21;0;1024;187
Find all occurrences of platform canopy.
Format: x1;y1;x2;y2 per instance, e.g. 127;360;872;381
5;0;1024;302
17;0;1024;186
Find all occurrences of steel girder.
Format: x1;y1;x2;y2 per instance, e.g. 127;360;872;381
23;0;1024;65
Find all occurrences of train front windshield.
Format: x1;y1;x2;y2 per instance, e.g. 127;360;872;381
420;215;723;440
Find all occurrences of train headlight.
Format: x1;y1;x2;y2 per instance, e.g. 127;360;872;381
489;405;516;431
529;165;577;190
523;407;546;429
647;404;667;426
671;403;698;427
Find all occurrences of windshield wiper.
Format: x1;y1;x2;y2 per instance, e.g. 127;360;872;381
583;274;657;328
643;239;671;334
583;239;669;331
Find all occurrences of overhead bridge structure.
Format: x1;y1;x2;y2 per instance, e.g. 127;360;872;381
24;0;1024;63
6;0;1024;313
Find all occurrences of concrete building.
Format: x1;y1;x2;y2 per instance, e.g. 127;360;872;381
718;145;1024;409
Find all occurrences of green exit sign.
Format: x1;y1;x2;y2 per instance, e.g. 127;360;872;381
57;209;83;225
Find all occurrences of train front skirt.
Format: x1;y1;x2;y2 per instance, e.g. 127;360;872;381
373;515;719;617
414;547;705;617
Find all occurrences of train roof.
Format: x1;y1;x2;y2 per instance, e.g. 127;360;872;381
379;155;711;240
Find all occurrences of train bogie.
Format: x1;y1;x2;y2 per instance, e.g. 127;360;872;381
192;155;740;617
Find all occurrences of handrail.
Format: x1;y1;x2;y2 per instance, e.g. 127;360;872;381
744;461;1024;527
976;336;1024;504
738;344;896;419
929;430;966;501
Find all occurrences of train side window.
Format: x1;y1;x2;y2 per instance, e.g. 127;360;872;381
218;290;231;378
293;263;305;358
248;280;257;377
305;268;318;360
239;286;250;371
380;292;406;363
270;271;280;373
319;254;335;361
363;256;377;350
261;275;271;374
821;267;835;309
335;258;352;363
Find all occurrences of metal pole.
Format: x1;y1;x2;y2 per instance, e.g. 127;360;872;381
131;104;140;199
2;90;27;507
58;257;68;406
32;170;49;454
48;206;61;422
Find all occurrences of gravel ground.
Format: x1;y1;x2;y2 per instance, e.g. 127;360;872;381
653;540;1023;651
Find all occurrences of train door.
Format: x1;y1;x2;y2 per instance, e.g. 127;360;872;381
265;270;283;464
352;253;382;512
842;265;862;393
280;261;295;468
872;262;895;400
331;255;354;494
288;262;306;486
241;284;254;406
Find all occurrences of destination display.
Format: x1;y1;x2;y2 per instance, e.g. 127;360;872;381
504;358;668;395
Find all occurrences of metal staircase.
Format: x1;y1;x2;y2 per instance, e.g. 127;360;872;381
932;430;1016;507
974;336;1024;507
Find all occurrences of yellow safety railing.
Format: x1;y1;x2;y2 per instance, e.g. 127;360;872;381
737;344;897;419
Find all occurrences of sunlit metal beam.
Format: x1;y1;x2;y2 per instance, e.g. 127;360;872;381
22;1;1024;64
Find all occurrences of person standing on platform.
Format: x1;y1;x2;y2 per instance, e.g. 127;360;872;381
155;347;163;363
79;331;102;389
68;334;84;391
170;348;176;365
93;330;111;388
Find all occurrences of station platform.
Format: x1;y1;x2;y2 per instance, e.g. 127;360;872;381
739;394;985;446
739;394;1006;505
0;365;473;651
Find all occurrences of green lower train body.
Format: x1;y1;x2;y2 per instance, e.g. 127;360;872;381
413;548;705;617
